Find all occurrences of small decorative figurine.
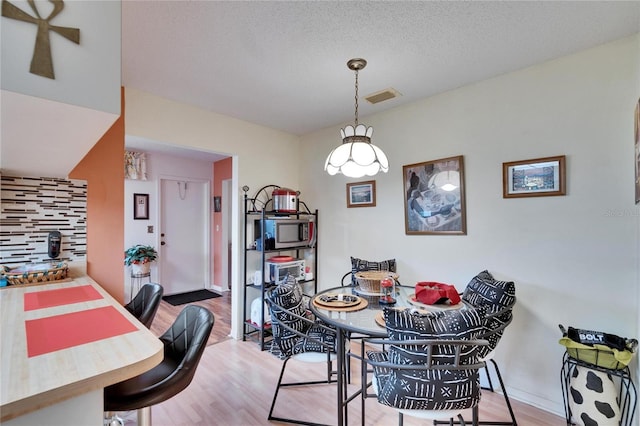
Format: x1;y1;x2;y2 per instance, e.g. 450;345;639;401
379;276;396;305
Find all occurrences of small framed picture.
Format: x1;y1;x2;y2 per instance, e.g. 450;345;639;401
502;155;566;198
346;180;376;208
133;193;149;220
214;196;222;212
403;155;466;235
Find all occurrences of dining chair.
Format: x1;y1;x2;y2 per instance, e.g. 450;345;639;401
347;256;397;286
358;337;489;426
339;270;377;384
104;304;214;426
125;282;163;328
473;306;518;426
353;304;488;425
435;270;517;426
341;271;353;287
265;276;340;426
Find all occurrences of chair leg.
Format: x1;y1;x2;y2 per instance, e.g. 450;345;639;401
268;357;289;421
486;358;517;425
483;364;495;392
138;406;152;426
433;360;517;426
268;356;334;426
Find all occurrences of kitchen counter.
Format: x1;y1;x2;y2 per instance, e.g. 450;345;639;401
0;276;163;423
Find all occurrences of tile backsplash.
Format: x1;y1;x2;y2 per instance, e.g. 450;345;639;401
1;176;87;267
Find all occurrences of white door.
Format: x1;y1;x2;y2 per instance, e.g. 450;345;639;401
160;178;210;295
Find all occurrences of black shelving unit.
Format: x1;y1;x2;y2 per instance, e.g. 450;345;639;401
242;185;318;350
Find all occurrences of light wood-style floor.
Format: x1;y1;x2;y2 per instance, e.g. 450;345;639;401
150;290;232;346
116;292;565;426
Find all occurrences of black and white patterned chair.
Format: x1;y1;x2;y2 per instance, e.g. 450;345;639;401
341;257;398;382
454;270;518;426
358;307;489;425
265;276;339;426
348;256;397;286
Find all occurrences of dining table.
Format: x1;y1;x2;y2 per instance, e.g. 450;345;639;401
309;284;412;426
0;276;163;425
309;283;469;426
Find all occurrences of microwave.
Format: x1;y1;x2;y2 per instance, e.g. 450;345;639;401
265;259;306;284
255;218;315;250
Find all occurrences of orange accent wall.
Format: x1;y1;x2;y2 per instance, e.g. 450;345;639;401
213;157;232;287
69;88;125;303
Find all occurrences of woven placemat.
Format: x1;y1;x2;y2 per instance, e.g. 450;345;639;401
312;296;368;312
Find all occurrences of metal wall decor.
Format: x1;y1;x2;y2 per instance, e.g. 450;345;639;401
2;0;80;79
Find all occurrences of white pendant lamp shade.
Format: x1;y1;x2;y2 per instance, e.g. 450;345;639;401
325;58;389;178
324;140;389;178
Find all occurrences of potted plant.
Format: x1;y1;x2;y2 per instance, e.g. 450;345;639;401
124;244;158;275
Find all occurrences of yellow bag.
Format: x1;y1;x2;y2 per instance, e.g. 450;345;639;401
559;337;634;370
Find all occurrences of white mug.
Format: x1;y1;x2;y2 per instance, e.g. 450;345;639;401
254;270;262;285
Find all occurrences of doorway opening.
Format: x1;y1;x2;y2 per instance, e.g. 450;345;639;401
124;137;238;340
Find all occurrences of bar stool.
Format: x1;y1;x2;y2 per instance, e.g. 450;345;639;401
125;283;163;328
104;305;214;426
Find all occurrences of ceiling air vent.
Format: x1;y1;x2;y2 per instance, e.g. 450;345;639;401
365;88;401;105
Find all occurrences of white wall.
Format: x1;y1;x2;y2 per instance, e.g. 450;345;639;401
299;35;640;416
125;88;301;338
1;0;121;178
1;0;121;114
124;151;215;300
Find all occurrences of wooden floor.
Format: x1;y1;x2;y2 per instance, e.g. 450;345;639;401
150;290;232;346
116;292;565;426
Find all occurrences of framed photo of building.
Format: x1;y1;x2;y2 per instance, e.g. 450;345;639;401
346;180;376;208
502;155;566;198
403;155;466;235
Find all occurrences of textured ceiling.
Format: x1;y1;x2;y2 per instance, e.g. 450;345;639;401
122;1;640;138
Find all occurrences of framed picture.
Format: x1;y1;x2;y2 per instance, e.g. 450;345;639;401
403;155;466;235
635;98;639;204
133;193;149;220
346;180;376;208
502;155;566;198
213;196;222;212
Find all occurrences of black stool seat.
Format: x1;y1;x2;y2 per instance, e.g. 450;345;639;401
125;283;163;329
104;304;214;413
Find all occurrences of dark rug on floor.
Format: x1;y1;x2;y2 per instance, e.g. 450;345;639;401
162;289;221;306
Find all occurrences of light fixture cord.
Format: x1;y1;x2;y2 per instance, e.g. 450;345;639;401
354;69;359;126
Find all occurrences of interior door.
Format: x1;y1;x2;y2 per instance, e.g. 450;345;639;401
160;178;210;295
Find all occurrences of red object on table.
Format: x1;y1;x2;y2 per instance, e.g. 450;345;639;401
24;285;103;311
25;306;138;357
414;282;461;305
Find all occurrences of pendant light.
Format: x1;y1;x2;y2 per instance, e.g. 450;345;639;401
324;58;389;178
